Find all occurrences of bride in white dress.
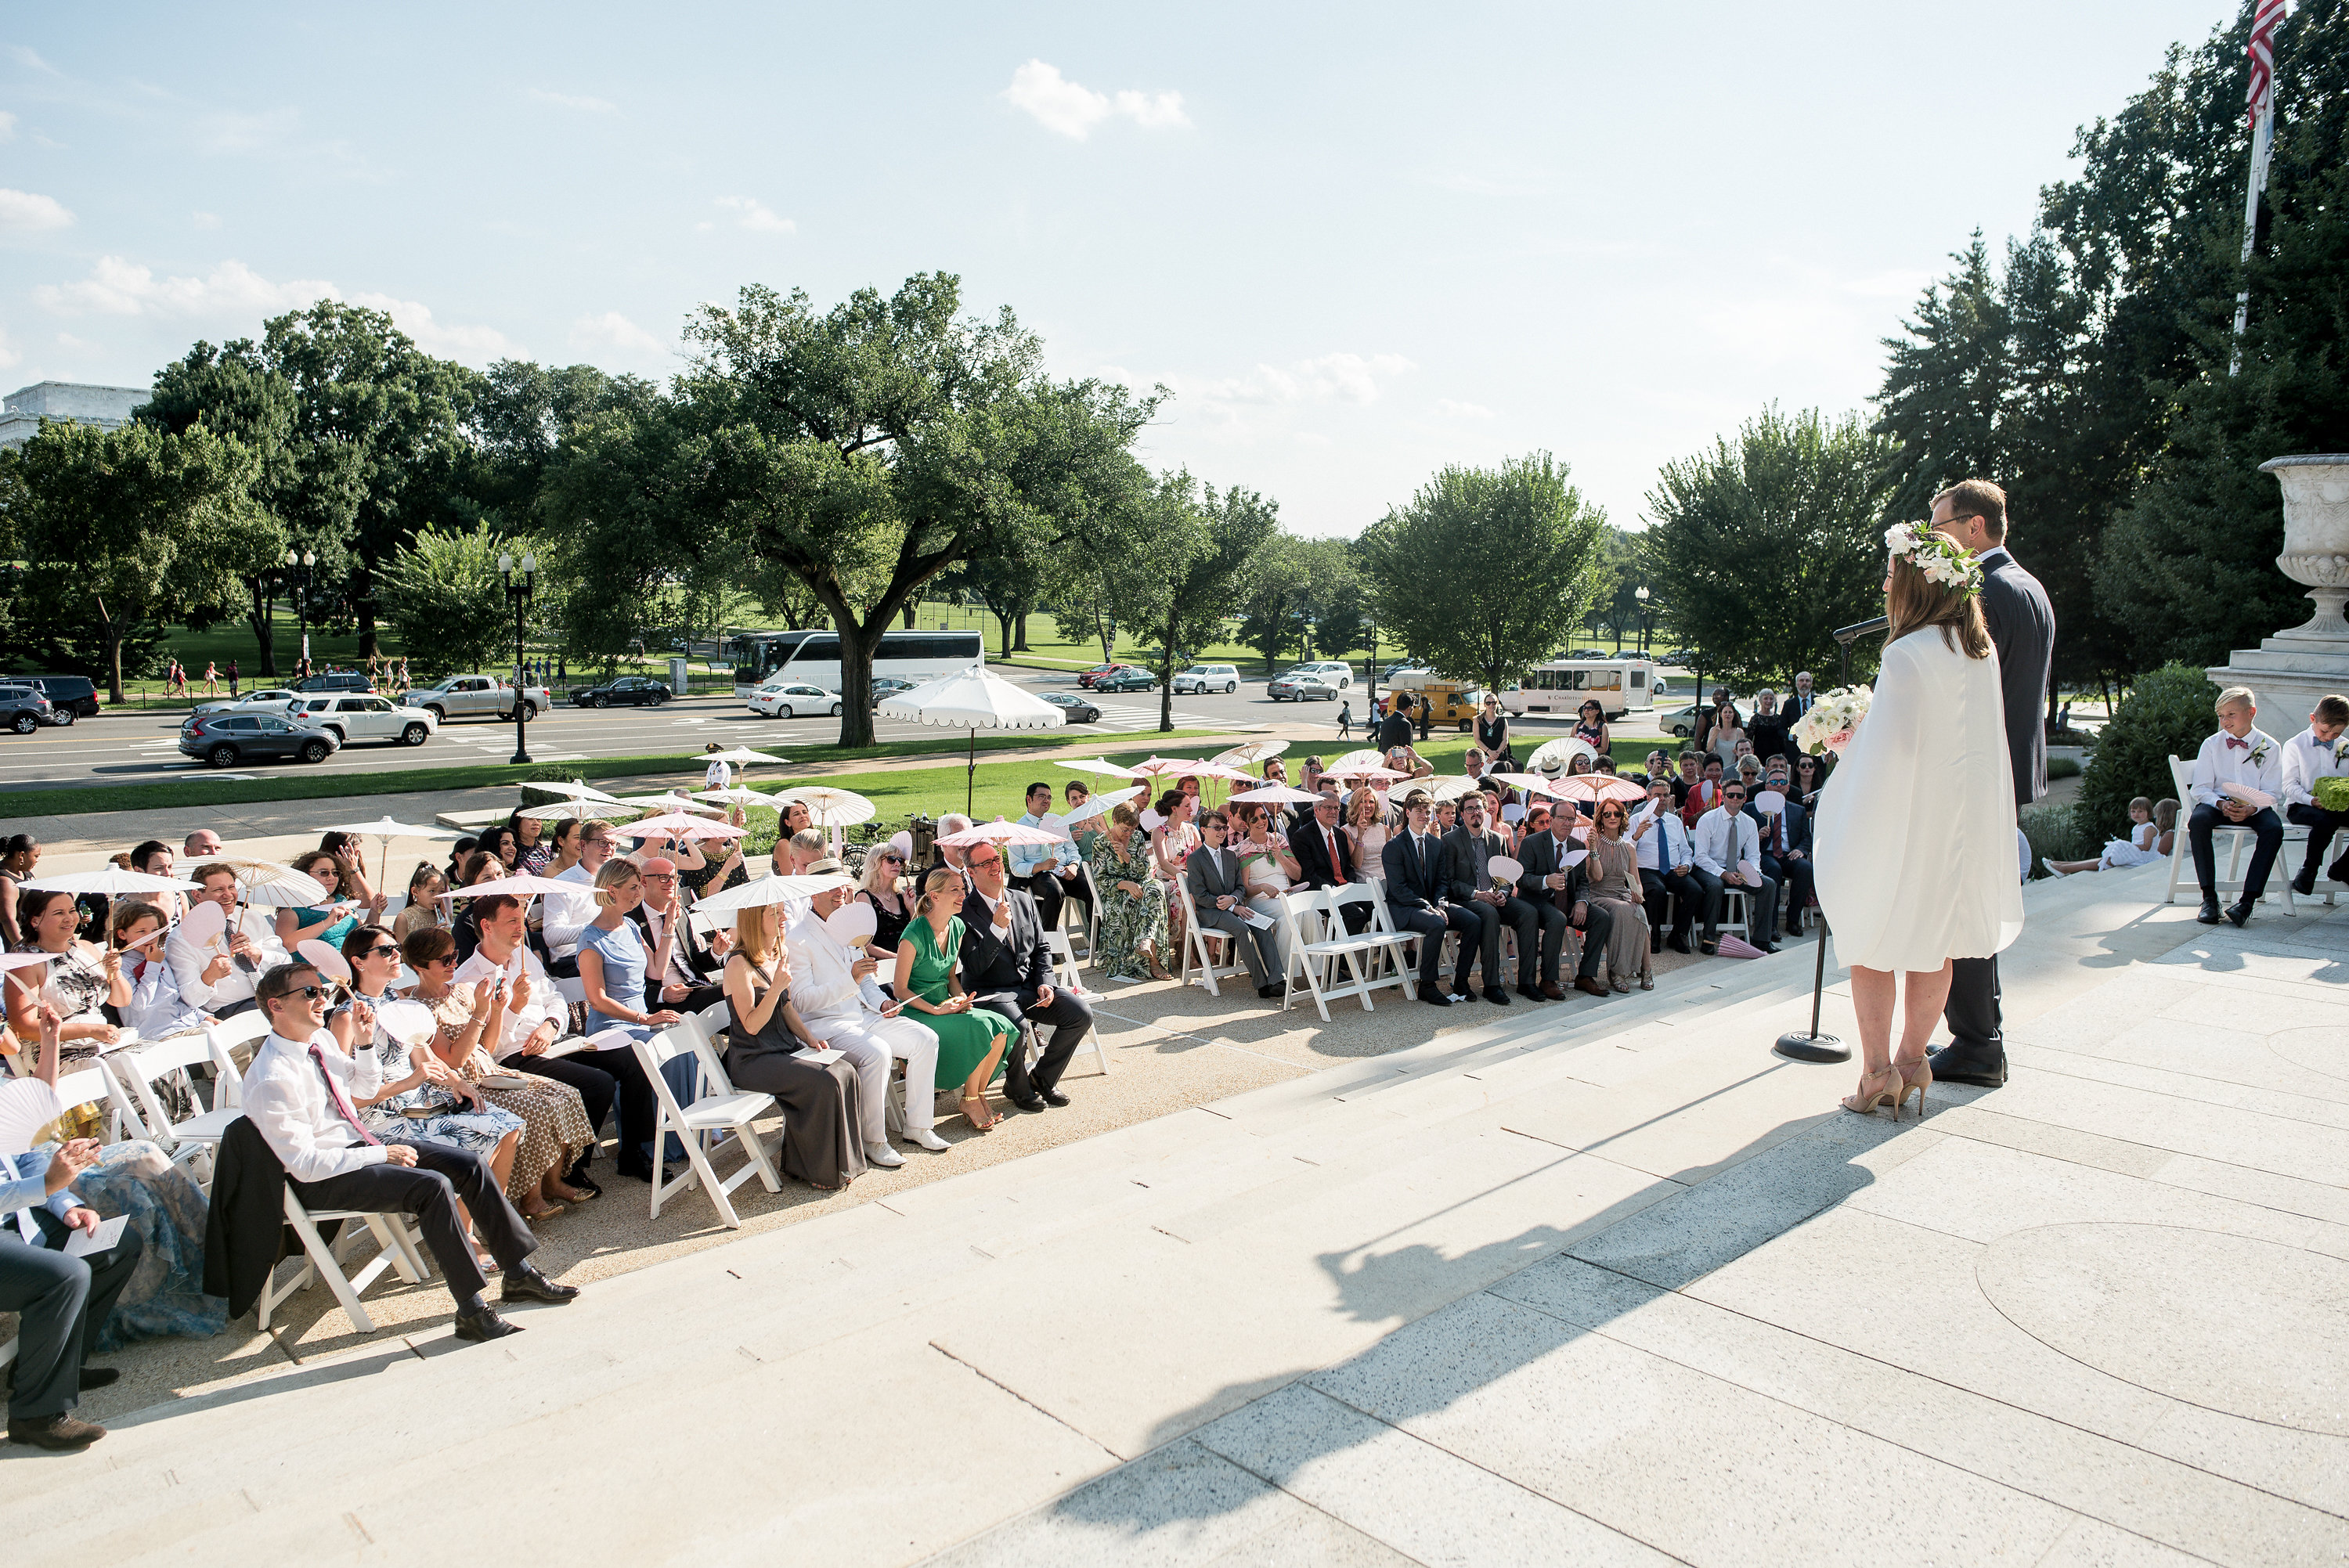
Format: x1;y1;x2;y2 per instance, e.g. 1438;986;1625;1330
1814;524;2025;1119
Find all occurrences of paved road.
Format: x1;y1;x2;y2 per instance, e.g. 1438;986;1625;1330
0;669;1384;792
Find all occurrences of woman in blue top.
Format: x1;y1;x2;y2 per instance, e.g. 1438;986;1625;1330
576;859;691;1169
275;849;384;953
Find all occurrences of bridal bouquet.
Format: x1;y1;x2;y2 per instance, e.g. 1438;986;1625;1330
1792;685;1871;755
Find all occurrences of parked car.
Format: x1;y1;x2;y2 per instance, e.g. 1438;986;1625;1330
1291;661;1355;689
24;676;99;719
1268;671;1340;701
1041;691;1101;723
0;680;73;726
192;689;299;717
286;694;438;747
1171;663;1241;695
869;676;918;708
571;675;673;708
1094;668;1157;694
1077;663;1135;689
177;711;342;768
291;672;374;694
1661;648;1697;667
0;684;56;734
399;674;548;723
1658;702;1701;739
747;679;842;719
1380;661;1431;682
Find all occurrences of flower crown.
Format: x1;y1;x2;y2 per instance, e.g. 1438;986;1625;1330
1884;521;1983;597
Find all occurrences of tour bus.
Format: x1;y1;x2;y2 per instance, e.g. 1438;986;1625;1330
728;629;986;702
1496;657;1660;721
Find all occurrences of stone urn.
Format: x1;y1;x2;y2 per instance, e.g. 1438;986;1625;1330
2261;455;2349;645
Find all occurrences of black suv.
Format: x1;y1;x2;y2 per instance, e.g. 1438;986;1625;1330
25;676;99;719
292;672;373;694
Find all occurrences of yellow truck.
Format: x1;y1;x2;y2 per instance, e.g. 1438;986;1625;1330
1384;672;1485;730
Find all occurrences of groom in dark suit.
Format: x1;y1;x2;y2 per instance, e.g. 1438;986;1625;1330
1929;479;2055;1088
958;843;1095;1111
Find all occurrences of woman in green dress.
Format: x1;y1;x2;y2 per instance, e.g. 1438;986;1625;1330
892;867;1018;1132
1081;802;1173;983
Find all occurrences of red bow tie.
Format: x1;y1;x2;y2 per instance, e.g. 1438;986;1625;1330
2225;735;2249;751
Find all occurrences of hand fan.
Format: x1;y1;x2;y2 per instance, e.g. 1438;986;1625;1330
297;939;353;983
825;901;878;947
179;899;226;950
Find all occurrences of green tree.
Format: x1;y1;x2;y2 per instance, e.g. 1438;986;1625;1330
1357;452;1604;694
4;420;279;700
1092;474;1279;730
2074;661;2219;833
1640;407;1896;689
376;521;519;677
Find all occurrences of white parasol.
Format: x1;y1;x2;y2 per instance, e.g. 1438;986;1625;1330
1227;783;1322;806
329;815;459;845
446;874;580;901
615;792;723;816
701;747;790;767
1209;739;1290;768
878;665;1064;812
770;787;877;827
691;787;778;809
1525;736;1599;778
625;812;749;842
21;869;200;896
1327;762;1405;784
690;871;857;917
1427;774;1486;802
1327;748;1387;775
1061;784;1143;828
936;816;1065;849
218;859;330;909
531;779;626;805
1545;773;1649;807
1493;771;1578;801
1061;758;1142;779
515;798;641;823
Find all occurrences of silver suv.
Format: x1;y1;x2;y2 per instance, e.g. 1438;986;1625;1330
1171;663;1240;694
0;683;55;734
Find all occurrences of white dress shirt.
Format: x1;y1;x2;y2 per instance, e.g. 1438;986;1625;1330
454;943;565;1059
241;1029;388;1183
1690;806;1759;878
1007;813;1070;880
2279;726;2349;809
1634;809;1693;873
541;863;598;956
2188;726;2284;809
164;905;280;1012
123;946;205;1039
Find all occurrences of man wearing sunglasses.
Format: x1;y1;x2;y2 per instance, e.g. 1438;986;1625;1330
237;961;580;1343
1690;781;1780;954
961;842;1095;1110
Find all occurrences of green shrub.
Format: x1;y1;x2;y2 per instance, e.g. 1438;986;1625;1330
2075;663;2216;839
2046;755;2082;780
2020;803;2102;876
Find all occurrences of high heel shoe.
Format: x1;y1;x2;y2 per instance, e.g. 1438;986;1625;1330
960;1090;998;1132
1840;1067;1900;1117
1893;1055;1932;1119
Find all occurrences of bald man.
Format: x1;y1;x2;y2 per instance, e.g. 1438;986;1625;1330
182;830;223;860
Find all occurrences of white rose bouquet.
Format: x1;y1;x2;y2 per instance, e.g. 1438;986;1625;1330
1792;684;1871;755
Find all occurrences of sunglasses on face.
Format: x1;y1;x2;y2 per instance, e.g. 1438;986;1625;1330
879;852;905;864
362;943;400;960
287;984;328;1001
969;856;1001;871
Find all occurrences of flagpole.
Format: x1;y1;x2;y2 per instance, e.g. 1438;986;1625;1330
2228;101;2275;377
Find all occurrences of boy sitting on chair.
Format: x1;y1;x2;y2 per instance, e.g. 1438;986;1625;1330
2188;686;2286;927
2280;692;2349;896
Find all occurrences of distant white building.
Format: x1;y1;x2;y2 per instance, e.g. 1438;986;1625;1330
0;380;153;449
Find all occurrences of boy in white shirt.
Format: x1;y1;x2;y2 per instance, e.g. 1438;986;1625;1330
2279;693;2349;896
2187;686;2286;926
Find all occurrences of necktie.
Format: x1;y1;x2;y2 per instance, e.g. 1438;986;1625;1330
2225;736;2248;752
1774;815;1786;853
1551;836;1574;916
1326;828;1342;879
309;1044;381;1147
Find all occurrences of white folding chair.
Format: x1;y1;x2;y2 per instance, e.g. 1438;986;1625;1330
107;1031;244;1181
1175;880;1254;997
257;1184;433;1334
1294;885;1413;1015
47;1062;145;1147
630;1026;781;1229
1055;861;1102;963
2164;754;2304;907
207;1008;277;1076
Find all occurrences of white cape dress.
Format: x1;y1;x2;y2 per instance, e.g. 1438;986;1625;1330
1813;629;2025;972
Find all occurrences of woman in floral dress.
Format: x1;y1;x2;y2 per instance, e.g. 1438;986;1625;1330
1083;803;1173;983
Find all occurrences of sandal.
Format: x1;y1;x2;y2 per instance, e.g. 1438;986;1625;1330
960;1090;998;1132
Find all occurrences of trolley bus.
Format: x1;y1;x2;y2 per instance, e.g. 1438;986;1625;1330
1496;657;1660;720
727;629;986;702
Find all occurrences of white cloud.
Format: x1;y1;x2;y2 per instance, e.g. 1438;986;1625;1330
348;292;524;361
5;45;59;75
571;310;666;358
1002;60;1189;140
713;195;793;234
0;110;16;142
0;324;18;370
35;256;327;316
527;88;617;114
0;188;74;235
192;211;222;229
1434;398;1496;419
1191;351;1414;408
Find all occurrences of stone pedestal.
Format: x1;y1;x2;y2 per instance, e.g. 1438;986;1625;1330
2206;455;2349;721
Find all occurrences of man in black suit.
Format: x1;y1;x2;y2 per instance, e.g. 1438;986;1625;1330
1929;479;2054;1087
1444;791;1536;1004
629;855;727;1014
1514;806;1613;999
959;841;1095;1111
1383;796;1479;1006
1291;791;1372;934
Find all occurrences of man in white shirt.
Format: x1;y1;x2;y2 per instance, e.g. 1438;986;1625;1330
165;863;280;1018
786;870;946;1161
1690;780;1779;953
541;820;618;964
2280;693;2349;896
1009;781;1088;932
455;894;646;1188
2187;686;2286;926
1633;775;1699;953
238;961;579;1341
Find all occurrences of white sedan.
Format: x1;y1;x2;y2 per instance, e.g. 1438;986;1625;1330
192;688;300;716
748;679;843;719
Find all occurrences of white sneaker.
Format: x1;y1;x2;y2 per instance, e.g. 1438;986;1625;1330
904;1128;951;1152
864;1142;905;1168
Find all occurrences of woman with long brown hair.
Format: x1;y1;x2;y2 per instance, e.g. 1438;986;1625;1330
1582;798;1652;993
1814;523;2022;1120
720;901;868;1187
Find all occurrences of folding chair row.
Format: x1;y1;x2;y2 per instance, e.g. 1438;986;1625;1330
632;1019;781;1230
1279;885;1416;1022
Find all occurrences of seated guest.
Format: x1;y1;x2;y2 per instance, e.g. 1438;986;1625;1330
542;820;620;967
1293;790;1373;935
395;864;447;942
1634;775;1698;954
720;901;869;1187
1641;749;1672;789
511;813;552;876
1691;779;1780;953
1514;806;1613;1000
1793;753;1825;812
110;901;207;1040
1344;787;1390;892
319;831;380;904
919;813;973;884
182;829;224;861
1384;743;1435;780
857;834;915;967
1081;803;1174;981
386;927;594;1220
2044;797;2168;878
1009;781;1090;932
166;861;278;1023
1583;799;1652;992
1682;757;1727;826
455;893;639;1194
962;842;1099;1105
630;856;725;1015
238;961;578;1343
896;868;1017;1131
1567;752;1595;776
1184;809;1283;1000
1444;789;1536;1004
797;866;946;1159
2280;693;2349;895
576;860;695;1171
128;840;187;922
2188;685;2286;925
276;850;381;953
1383;796;1478;1006
785;828;828;876
1672;751;1701;808
1236;804;1301;977
9;889;128;1066
1755;759;1814;936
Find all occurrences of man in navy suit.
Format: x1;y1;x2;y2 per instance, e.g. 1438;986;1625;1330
1929;480;2054;1088
1753;758;1815;936
1382;796;1478;1006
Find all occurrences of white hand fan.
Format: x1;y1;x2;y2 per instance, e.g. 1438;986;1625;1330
297;939;353;983
1737;860;1763;885
1564;849;1589;868
179;899;227;950
825;901;878;947
0;1078;68;1159
1754;790;1788;816
1487;856;1524;885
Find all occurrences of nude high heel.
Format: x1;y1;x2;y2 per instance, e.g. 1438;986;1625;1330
1840;1067;1900;1117
1893;1056;1932;1120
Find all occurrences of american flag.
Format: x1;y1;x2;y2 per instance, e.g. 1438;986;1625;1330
2246;0;2287;131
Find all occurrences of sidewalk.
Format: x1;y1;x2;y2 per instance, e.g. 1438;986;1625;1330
8;863;2340;1566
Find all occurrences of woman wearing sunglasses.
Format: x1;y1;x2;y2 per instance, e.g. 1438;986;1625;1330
856;834;915;974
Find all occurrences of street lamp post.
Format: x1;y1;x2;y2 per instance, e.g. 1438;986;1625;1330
1635;585;1653;655
284;548;316;676
500;550;538;765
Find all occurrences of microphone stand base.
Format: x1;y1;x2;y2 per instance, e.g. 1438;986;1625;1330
1773;1030;1850;1064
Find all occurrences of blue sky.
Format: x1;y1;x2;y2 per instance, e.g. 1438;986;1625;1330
2;2;2240;537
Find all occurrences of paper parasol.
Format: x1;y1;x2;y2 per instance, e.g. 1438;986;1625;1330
1061;785;1143;827
445;874;581;901
615;792;723;815
1427;774;1485;802
1544;773;1648;806
702;747;789;766
1060;758;1143;779
1326;748;1387;774
514;798;641;823
1209;739;1290;767
770;787;876;827
625;812;749;842
21;868;200;896
1226;784;1321;805
937;816;1065;849
690;871;856;917
532;779;625;804
218;860;329;908
328;815;460;843
1524;736;1598;777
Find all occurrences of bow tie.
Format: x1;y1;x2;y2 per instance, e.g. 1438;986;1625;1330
2225;735;2249;751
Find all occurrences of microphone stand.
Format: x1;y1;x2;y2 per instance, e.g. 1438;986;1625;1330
1771;615;1884;1066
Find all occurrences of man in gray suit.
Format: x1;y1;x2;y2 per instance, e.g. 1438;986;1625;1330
1444;791;1538;1004
1185;809;1284;999
1929;479;2055;1087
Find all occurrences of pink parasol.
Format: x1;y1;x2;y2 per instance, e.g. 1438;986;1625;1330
936;816;1067;849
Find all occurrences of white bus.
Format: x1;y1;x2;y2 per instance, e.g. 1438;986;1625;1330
1496;657;1660;720
728;629;986;701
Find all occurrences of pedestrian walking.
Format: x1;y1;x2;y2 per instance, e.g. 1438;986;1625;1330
202;660;218;696
1336;699;1353;740
226;660;239;697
